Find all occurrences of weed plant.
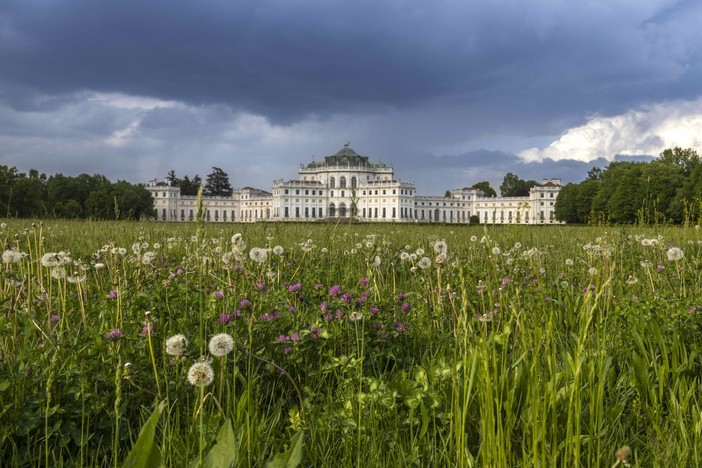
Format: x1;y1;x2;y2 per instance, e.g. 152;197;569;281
1;220;701;466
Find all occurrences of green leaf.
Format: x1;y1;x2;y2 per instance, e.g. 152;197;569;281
202;419;239;468
266;430;304;468
122;401;165;468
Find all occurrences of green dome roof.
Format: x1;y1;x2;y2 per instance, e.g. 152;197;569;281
305;145;387;168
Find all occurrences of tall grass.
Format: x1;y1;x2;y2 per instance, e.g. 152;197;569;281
1;220;701;466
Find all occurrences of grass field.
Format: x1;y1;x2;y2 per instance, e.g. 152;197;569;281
1;219;701;467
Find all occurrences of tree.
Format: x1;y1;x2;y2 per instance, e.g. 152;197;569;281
166;170;179;186
587;167;603;180
500;172;537;197
472;181;497;197
554;183;579;223
204;167;233;196
179;175;201;196
659;147;700;176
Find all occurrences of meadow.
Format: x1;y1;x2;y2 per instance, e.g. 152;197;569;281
1;218;701;467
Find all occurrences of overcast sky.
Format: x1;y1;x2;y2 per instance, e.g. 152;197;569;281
1;0;701;194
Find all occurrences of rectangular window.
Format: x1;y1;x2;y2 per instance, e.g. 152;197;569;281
295;207;300;218
284;207;289;218
392;207;396;218
312;207;316;218
305;207;309;218
382;208;386;218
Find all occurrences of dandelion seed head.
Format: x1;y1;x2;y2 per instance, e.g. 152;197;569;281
208;333;235;357
249;247;268;263
2;249;22;264
165;334;188;356
187;360;215;387
666;247;684;261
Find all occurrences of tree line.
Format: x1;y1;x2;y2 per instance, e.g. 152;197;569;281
554;147;702;224
0;166;154;220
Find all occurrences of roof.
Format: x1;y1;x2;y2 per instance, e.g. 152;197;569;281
305;144;387;169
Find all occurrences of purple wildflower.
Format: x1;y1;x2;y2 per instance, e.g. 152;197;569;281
108;289;118;299
212;290;224;299
370;305;379;315
261;312;280;321
49;314;60;324
314;283;323;290
320;301;328;313
290;333;300;342
106;328;122;341
141;323;154;337
401;302;411;312
329;284;341;297
397;292;405;301
239;299;251;308
288;283;302;292
360;277;369;287
288;305;298;313
341;292;353;303
219;313;231;325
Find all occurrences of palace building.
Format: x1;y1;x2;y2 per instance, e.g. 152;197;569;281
148;145;562;224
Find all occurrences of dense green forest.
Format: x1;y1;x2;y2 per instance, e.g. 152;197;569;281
0;166;153;220
555;147;702;224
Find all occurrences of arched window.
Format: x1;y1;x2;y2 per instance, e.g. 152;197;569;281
329;203;336;217
329;177;336;188
351;176;357;188
339;203;347;218
340;176;347;188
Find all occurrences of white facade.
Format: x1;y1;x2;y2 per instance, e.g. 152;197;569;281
148;145;563;224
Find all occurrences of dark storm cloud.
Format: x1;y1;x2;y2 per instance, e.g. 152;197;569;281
2;0;699;129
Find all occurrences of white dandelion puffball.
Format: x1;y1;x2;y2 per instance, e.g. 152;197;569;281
165;334;188;356
2;249;22;264
433;241;448;255
491;247;501;255
565;258;574;266
666;247;684;261
208;333;235;357
418;257;432;270
187;361;215;387
249;247;268;263
273;245;284;255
